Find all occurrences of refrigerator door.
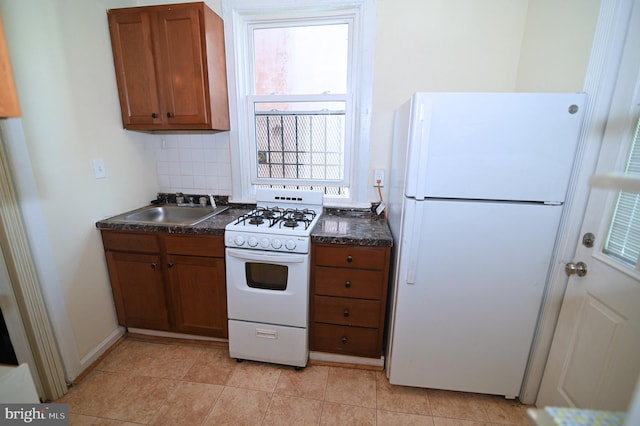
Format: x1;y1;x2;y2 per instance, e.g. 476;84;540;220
387;199;563;397
403;92;586;202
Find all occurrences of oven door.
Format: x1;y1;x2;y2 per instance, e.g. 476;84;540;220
225;247;309;327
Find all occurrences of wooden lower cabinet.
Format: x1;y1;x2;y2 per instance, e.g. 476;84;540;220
167;255;227;337
105;251;170;330
310;243;391;358
101;231;227;338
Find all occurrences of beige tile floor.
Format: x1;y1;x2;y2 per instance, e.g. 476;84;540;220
58;338;533;425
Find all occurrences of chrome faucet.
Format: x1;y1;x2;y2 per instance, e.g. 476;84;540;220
175;192;195;207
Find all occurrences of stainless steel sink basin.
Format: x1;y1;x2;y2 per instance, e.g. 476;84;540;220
111;205;229;226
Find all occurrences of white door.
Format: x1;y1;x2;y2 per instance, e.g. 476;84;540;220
536;3;640;410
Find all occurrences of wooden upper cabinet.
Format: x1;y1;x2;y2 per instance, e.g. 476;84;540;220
0;13;21;118
108;10;162;127
107;2;229;131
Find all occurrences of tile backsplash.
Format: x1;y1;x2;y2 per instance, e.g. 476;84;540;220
152;132;232;196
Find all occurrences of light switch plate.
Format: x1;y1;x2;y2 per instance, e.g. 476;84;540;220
92;159;106;179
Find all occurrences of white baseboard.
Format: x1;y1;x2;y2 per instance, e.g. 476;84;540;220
77;326;125;377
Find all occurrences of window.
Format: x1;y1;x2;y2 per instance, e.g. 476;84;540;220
223;0;375;206
603;115;640;269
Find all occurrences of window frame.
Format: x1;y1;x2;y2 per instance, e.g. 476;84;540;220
222;0;375;207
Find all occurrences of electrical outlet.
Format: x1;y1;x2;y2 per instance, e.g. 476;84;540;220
374;169;385;187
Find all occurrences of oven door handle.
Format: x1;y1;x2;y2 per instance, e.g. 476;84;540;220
226;248;306;264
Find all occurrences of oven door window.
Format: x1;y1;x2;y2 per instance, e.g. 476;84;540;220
246;263;288;291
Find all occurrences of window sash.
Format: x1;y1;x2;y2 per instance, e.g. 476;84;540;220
247;92;353;188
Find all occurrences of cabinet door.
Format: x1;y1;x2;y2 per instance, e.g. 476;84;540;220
154;6;208;126
105;251;170;330
167;255;227;338
108;10;163;127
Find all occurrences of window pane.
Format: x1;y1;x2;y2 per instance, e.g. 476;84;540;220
603;116;640;267
246;263;288;291
254;101;345;182
253;24;348;95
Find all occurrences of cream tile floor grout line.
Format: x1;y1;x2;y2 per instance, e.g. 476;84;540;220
57;338;533;425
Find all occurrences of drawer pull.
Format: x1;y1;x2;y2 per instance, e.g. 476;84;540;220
345;281;351;288
167;262;174;268
343;309;350;318
150;263;157;270
346;255;353;263
341;336;348;344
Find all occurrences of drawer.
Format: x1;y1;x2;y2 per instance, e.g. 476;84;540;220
313;245;386;270
313;296;381;328
101;231;159;253
314;267;384;299
164;234;224;257
312;323;379;358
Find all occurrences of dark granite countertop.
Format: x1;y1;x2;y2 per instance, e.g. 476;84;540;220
312;208;393;247
96;205;392;246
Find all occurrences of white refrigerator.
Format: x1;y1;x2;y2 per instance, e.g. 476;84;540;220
386;92;586;398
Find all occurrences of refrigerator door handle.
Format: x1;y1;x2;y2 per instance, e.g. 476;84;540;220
414;101;433;201
406;200;424;285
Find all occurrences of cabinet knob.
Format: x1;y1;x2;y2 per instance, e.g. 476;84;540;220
166;112;173;118
167;262;174;268
345;281;351;288
346;255;353;263
151;113;158;118
343;309;350;318
341;336;348;344
150;263;157;269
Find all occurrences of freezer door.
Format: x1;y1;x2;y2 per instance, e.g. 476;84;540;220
405;92;585;201
387;199;563;397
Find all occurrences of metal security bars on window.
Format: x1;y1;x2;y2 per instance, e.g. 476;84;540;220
255;110;345;182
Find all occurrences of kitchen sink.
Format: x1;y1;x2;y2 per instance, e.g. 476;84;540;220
111;205;229;226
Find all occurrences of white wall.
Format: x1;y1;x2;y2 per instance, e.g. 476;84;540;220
0;0;601;380
516;0;600;92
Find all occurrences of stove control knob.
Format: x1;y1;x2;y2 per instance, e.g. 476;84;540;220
271;239;282;249
234;235;246;246
260;238;270;249
248;237;258;247
285;240;296;250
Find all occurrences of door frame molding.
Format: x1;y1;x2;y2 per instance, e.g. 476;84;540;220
521;0;636;404
0;124;68;400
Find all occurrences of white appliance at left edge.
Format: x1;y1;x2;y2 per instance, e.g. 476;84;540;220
386;92;586;397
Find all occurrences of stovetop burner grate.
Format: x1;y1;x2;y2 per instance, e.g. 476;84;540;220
232;207;317;230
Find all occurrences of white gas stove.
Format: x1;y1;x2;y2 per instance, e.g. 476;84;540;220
225;188;323;254
224;188;323;368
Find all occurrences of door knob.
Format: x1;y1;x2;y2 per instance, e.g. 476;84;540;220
565;261;588;277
